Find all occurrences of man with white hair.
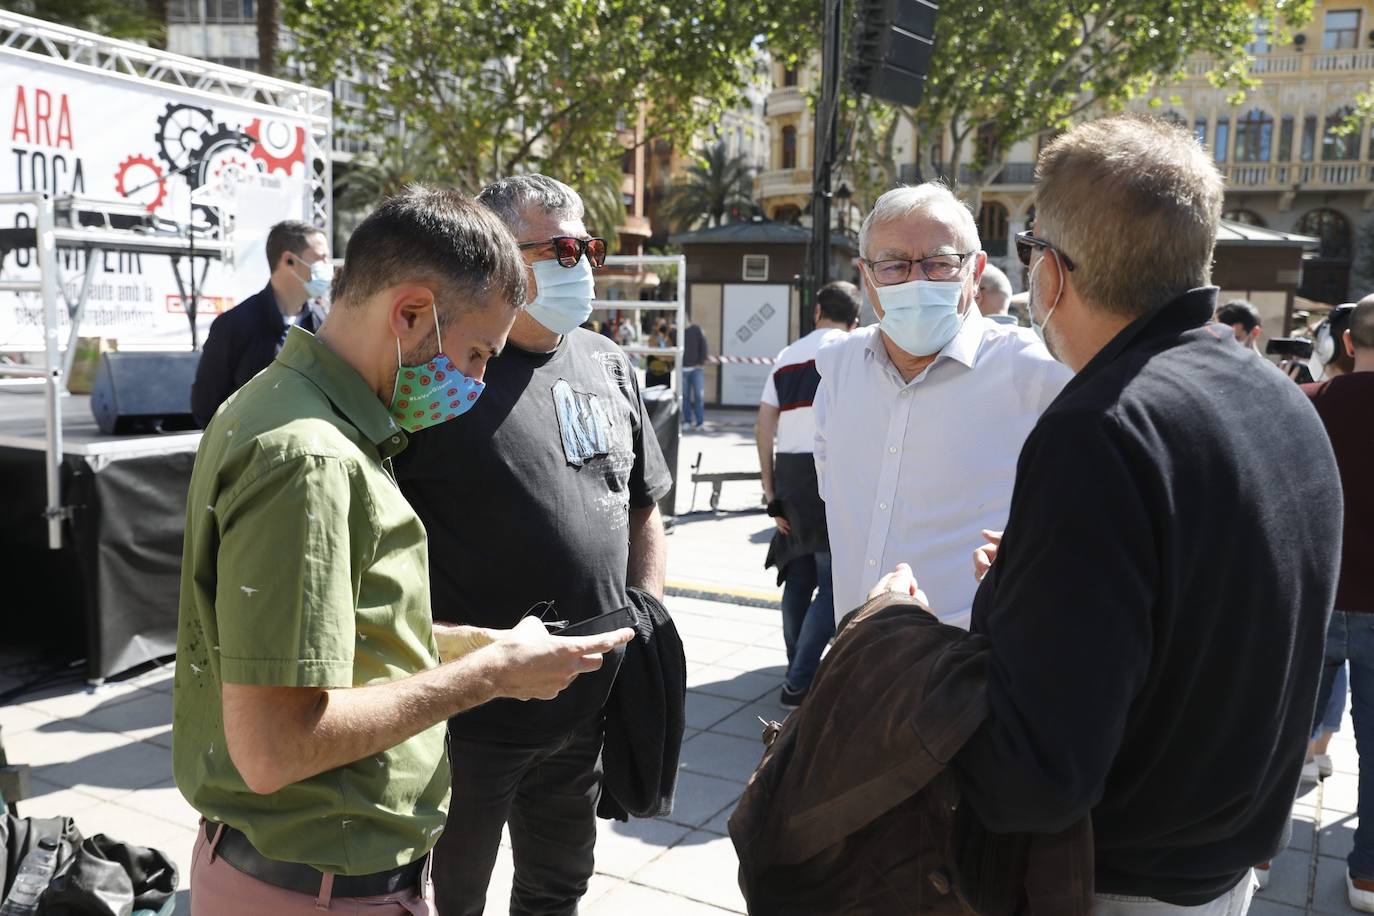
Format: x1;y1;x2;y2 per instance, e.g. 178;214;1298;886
977;261;1017;325
813;182;1071;628
394;175;671;915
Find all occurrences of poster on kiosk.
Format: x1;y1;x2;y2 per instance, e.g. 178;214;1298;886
0;45;316;351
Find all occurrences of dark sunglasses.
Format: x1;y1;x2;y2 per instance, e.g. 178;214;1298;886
1015;230;1076;271
517;235;607;269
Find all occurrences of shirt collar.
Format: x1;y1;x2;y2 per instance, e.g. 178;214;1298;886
863;308;988;373
1064;287;1219;393
275;326;409;458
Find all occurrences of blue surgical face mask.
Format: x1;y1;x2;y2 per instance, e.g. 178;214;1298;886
527;256;596;334
873;277;965;356
298;258;333;300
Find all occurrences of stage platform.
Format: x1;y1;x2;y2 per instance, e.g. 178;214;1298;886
0;385;200;681
0;385;202;456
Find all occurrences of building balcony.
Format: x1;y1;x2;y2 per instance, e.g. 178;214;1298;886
765;86;805;118
1183;47;1374;79
897;162;1036;187
1221;160;1374;190
757;168;812;200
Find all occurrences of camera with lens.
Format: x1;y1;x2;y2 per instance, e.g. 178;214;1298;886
1265;337;1315;384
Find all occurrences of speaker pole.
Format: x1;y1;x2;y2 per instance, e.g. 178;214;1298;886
806;0;844;337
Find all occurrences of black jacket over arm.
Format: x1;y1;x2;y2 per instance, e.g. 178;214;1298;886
190;283;323;427
953;288;1343;905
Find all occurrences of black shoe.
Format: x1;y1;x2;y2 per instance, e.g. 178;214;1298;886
780;684;807;709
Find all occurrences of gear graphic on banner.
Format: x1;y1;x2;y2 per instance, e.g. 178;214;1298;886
155;102;215;170
246;117;307;175
114;154;168;213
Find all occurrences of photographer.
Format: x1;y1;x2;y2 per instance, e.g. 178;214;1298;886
1301;299;1374;909
1274;301;1360;383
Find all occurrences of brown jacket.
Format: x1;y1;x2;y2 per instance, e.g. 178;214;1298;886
728;595;1093;915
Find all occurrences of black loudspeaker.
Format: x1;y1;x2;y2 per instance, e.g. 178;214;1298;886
848;0;939;108
90;351;200;435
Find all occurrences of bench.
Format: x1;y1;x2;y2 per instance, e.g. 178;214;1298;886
688;452;762;512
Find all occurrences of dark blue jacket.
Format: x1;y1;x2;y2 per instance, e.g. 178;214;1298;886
190;283;324;427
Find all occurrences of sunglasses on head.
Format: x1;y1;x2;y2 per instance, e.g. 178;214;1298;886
517;235;607;269
1015;230;1076;271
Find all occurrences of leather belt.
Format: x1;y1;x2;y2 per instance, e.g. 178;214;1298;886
204;821;426;898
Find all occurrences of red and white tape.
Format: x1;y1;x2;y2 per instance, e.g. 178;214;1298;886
706;355;775;365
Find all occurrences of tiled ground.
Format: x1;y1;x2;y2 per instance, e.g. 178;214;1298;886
1249;710;1364;916
3;412;1362;914
0;594;789;915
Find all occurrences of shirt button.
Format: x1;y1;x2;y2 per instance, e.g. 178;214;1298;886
900;389;911;396
880;502;888;511
868;558;877;567
888;446;898;454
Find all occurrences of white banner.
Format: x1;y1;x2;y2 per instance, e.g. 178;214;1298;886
720;283;789;406
0;49;314;350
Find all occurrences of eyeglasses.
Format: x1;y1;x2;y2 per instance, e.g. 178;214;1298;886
517;235;607;269
861;251;976;285
1015;230;1076;271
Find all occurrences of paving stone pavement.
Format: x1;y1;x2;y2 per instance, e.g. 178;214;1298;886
0;588;790;915
2;409;1360;914
1249;709;1365;916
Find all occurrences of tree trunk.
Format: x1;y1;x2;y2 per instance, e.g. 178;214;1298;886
946;121;965;194
257;0;278;78
962;156;1008;220
147;0;168;49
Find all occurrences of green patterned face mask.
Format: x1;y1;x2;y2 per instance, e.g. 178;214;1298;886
388;308;485;432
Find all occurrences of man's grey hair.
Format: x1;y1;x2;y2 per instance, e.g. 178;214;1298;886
1035;115;1223;318
858;182;981;259
978;262;1013;314
477;174;585;236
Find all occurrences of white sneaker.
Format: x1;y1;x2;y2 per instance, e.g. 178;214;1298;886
1316;753;1334;779
1253;863;1270;890
1301;759;1321;784
1347;870;1374;912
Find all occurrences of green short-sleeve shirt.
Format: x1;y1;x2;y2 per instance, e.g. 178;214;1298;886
172;326;449;875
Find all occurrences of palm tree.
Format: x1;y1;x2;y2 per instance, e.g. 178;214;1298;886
335;132;454;213
256;0;278;77
660;142;757;232
578;176;625;255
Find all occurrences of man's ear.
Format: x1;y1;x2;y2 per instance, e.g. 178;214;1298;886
386;285;438;342
1346;328;1356;359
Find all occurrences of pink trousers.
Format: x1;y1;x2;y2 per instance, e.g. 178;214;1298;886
190;822;432;915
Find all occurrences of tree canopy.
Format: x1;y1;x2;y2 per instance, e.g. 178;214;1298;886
286;0;812;213
839;0;1313;211
8;0;165;44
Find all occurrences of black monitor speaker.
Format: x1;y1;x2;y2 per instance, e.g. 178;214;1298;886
848;0;939;108
90;351;200;435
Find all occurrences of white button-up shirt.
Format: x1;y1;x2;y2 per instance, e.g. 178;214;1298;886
814;314;1072;628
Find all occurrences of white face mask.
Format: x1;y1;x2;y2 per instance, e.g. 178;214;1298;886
1028;253;1064;352
527;256;596;334
873;277;966;356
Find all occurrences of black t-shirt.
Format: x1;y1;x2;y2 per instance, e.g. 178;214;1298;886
394;328;672;740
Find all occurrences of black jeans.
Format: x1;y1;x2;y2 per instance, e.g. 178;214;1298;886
432;719;603;916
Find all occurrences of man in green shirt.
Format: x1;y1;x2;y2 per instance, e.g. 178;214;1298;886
173;187;633;915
